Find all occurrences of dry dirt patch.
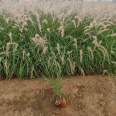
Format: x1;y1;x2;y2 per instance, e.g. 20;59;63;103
0;76;116;116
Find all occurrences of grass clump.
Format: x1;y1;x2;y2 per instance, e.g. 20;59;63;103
0;13;115;79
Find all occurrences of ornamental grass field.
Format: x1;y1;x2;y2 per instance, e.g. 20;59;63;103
0;1;116;79
0;12;116;79
0;1;116;116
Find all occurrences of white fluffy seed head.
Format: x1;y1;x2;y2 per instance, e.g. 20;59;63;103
32;34;47;49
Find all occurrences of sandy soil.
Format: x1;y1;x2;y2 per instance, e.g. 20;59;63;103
0;75;116;116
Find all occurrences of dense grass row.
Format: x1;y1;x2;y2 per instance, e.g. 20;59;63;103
0;13;116;79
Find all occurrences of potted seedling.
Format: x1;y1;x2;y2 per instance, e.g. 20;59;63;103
45;78;67;108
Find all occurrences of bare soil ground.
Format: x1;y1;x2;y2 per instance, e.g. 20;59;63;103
0;75;116;116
